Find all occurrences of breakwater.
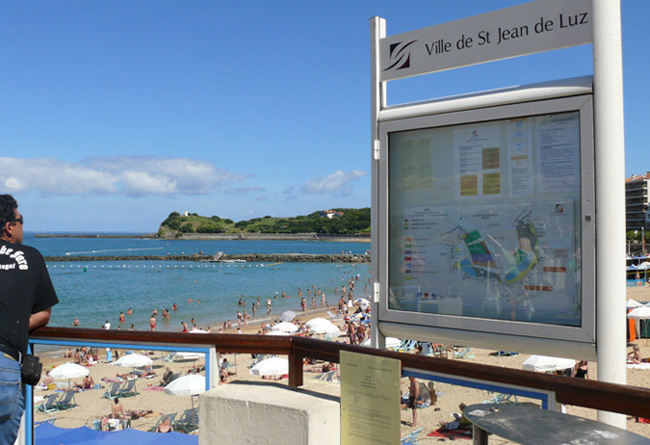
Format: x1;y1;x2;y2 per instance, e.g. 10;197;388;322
44;253;370;263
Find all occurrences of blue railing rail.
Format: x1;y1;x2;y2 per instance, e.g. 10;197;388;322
30;326;650;419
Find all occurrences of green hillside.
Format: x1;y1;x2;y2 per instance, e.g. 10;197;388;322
158;208;370;237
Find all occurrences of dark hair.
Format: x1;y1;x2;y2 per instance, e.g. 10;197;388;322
114;397;119;404
0;194;18;230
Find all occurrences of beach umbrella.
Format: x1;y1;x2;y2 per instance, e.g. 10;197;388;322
271;322;298;333
165;374;206;411
189;328;209;333
50;362;90;380
305;318;340;334
359;337;401;349
353;298;370;309
267;330;290;336
112;353;152;368
522;355;575;373
250;357;289;377
164;374;206;397
49;362;90;388
351;312;371;322
173;352;204;362
627;299;643;308
280;310;296;322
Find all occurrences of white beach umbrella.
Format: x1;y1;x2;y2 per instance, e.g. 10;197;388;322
271;322;298;334
112;353;153;368
305;318;340;334
173;352;204;362
164;374;206;397
353;298;370;309
522;355;576;373
627;299;643;308
267;330;290;336
50;362;90;380
49;362;90;388
359;336;401;349
250;357;289;377
189;328;209;334
280;310;296;322
164;374;206;411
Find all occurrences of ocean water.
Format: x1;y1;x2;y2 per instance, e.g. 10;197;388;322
26;234;371;332
27;233;370;257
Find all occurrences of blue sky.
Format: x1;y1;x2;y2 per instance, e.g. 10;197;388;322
1;1;646;232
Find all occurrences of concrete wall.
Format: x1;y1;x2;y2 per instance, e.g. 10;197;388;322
199;382;340;445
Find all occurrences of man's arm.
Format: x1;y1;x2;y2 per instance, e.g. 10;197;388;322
29;308;52;330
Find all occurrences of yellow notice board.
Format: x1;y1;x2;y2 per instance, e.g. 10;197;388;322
340;350;401;445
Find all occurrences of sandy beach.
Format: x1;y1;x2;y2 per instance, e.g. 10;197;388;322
34;285;650;443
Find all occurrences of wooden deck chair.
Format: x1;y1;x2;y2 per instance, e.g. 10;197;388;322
118;379;139;397
57;390;78;410
400;427;423;444
148;412;178;432
101;381;122;399
38;394;60;413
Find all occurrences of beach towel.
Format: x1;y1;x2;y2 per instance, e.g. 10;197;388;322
626;363;650;369
427;428;472;439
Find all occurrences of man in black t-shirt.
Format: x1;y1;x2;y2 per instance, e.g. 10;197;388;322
0;194;58;443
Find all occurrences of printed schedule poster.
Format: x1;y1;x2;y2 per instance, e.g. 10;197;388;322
340;351;401;445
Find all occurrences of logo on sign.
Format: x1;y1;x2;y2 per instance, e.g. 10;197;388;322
383;40;417;72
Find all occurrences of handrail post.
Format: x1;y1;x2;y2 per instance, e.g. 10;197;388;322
288;346;303;388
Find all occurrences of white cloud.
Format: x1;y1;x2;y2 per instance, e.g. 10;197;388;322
0;156;250;197
301;170;367;196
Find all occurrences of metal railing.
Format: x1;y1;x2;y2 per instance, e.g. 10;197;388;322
28;326;650;438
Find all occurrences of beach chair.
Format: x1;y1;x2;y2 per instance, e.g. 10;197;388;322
400;427;423;444
118;379;139;398
326;310;343;320
38;394;60;413
148;412;178;432
396;340;418;353
35;416;57;426
174;408;199;433
454;347;475;359
57;390;78;410
102;381;122;400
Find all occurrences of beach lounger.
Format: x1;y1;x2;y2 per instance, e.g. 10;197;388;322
57;390;78;410
454;347;475;359
148;412;177;432
38;394;60;413
102;381;122;400
118;379;139;398
36;416;58;426
174;407;199;433
400;427;423;444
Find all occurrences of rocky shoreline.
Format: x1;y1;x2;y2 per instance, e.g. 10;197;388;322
35;233;371;242
44;253;370;263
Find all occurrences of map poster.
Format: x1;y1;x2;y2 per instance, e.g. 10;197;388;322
340;351;401;445
390;200;580;326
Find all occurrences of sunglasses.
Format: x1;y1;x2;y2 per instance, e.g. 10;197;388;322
11;216;23;225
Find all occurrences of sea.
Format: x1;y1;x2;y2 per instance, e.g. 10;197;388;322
25;233;371;333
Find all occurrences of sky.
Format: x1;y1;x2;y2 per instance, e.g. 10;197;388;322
1;1;647;232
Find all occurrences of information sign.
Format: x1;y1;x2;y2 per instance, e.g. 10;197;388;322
340;351;401;445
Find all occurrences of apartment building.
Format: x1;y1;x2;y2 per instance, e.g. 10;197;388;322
625;172;650;231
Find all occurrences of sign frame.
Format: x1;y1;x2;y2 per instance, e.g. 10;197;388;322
376;89;595;355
